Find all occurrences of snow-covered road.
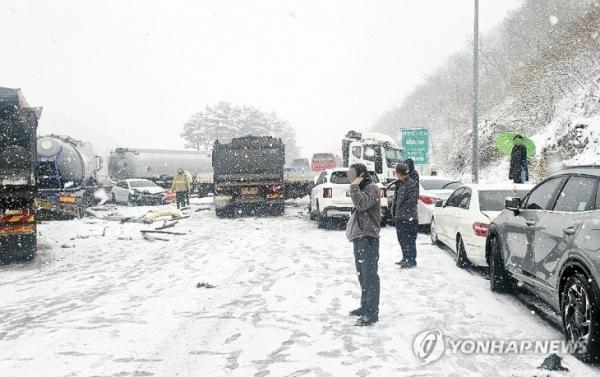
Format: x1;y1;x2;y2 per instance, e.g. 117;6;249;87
1;199;599;377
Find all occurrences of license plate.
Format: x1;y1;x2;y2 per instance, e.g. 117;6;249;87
36;199;54;209
241;187;259;196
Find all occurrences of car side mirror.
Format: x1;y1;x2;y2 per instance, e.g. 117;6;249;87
435;199;444;208
505;197;522;212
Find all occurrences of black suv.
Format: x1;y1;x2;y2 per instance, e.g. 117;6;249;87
486;166;600;361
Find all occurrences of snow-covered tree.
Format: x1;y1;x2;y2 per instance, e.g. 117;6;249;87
181;102;300;158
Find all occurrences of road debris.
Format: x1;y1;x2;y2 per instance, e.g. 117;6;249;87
539;354;569;372
196;282;217;289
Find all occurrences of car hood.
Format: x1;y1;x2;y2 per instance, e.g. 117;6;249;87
133;187;164;195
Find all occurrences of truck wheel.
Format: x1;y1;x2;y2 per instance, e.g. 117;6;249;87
216;207;233;218
0;234;36;264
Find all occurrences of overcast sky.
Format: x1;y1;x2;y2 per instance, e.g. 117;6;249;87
1;0;521;158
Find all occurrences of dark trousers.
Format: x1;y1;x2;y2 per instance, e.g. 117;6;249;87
176;191;186;209
353;237;380;320
396;219;418;263
184;191;190;206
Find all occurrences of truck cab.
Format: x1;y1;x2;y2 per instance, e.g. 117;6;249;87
342;131;403;183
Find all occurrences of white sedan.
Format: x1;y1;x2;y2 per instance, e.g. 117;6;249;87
386;176;462;226
111;179;166;206
309;168;388;228
430;183;533;267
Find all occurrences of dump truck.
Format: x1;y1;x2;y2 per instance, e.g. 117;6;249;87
108;148;213;196
212;136;286;217
36;135;103;219
0;87;41;262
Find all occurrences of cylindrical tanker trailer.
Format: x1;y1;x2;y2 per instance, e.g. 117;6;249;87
108;148;213;195
36;135;103;219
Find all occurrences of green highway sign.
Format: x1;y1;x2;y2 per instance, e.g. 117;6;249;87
401;128;430;165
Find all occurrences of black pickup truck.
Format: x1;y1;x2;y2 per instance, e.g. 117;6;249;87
0;87;41;262
212;136;286;217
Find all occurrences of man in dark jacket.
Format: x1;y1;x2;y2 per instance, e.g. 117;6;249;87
346;163;381;326
392;163;419;268
509;135;529;184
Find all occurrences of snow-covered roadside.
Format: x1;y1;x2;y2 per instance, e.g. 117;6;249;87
0;199;598;377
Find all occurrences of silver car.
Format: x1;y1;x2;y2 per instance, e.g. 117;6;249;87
486;166;600;361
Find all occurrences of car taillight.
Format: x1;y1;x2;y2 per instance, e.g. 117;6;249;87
473;222;490;237
270;184;283;192
419;195;437;205
323;188;332;198
380;188;387;198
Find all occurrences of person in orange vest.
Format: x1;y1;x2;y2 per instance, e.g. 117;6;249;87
171;169;191;209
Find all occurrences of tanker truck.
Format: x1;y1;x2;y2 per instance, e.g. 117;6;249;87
107;148;213;196
36;135;103;219
0;87;41;262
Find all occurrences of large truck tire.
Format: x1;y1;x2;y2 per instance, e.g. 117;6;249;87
0;234;36;264
216;206;234;219
271;203;285;217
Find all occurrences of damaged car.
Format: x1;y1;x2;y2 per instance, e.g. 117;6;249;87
111;179;165;206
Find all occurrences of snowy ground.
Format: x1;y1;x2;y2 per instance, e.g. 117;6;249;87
1;198;600;377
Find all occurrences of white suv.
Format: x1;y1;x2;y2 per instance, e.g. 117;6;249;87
309;168;388;228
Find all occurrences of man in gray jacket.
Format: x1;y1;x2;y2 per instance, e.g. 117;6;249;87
346;163;381;326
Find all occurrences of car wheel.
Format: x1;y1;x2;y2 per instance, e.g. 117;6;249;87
316;201;327;229
561;273;600;362
309;199;317;221
456;237;471;269
430;218;439;245
489;235;513;293
380;209;388;228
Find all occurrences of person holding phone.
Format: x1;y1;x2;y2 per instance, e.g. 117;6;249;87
346;163;381;326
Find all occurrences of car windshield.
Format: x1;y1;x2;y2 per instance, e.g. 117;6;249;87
129;180;158;188
330;171;380;184
479;190;530;211
421;179;462;191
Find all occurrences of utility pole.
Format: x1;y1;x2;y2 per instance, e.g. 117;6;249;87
472;0;480;183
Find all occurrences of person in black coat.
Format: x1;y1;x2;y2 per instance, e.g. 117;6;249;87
392;163;419;269
509;135;529;184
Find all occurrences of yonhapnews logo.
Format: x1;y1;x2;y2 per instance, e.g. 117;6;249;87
412;329;586;365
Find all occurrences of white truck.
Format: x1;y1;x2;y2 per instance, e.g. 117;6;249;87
342;131;404;183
